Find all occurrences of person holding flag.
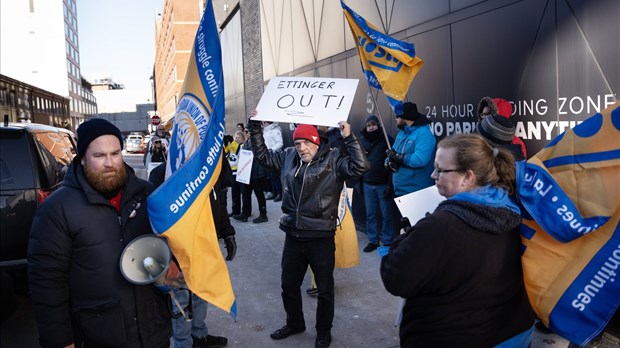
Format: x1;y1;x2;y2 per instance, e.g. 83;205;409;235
246;112;369;348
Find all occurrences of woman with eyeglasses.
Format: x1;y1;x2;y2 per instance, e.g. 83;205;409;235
380;133;534;348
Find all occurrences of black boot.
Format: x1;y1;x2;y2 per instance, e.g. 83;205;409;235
253;214;268;223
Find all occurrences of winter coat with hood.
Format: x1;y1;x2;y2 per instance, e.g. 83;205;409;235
250;127;369;236
380;186;534;347
28;160;171;348
359;126;393;185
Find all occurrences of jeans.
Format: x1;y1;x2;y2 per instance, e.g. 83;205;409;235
363;183;394;245
281;234;335;333
171;288;209;348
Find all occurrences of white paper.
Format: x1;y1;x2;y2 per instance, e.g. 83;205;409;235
235;149;254;184
394;185;445;226
255;77;359;127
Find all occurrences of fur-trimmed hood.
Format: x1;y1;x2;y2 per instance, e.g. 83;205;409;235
477;96;498;120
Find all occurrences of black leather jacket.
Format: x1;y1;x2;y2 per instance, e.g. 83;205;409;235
251;129;369;236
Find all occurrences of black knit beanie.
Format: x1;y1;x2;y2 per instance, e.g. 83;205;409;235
475;115;515;145
77;118;124;158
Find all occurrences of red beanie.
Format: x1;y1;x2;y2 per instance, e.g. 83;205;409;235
492;98;513;118
293;124;320;145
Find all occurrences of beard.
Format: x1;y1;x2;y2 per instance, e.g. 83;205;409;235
83;163;127;195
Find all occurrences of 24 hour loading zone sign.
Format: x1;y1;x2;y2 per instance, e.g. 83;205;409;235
255;77;359;127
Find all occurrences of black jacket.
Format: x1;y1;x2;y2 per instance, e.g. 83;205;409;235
359;127;393;185
28;160;171;348
381;200;534;347
242;139;269;179
251;129;369;236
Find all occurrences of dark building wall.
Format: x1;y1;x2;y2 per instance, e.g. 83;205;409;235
218;0;619;155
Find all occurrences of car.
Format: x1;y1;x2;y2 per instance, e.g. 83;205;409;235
125;134;145;153
0;119;77;321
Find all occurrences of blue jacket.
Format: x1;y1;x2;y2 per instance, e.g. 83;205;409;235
392;124;436;196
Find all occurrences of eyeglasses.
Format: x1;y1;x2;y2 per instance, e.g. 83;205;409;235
433;167;462;175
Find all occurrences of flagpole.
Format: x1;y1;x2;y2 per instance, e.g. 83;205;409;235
366;83;393;150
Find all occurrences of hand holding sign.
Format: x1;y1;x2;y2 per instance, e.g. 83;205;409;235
339;121;351;138
255;77;359;127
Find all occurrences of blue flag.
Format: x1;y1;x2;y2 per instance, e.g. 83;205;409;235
147;0;236;319
341;1;424;114
517;101;620;345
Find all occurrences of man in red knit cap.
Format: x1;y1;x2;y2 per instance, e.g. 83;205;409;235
246;115;369;348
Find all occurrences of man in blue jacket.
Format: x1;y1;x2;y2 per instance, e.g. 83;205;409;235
385;102;436;232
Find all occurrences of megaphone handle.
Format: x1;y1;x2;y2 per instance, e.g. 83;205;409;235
169;289;193;322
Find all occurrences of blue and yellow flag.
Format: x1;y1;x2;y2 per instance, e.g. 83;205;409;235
335;186;359;268
341;1;423;115
516;101;620;346
147;0;236;318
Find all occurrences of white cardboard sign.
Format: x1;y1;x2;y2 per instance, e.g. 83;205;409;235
394;185;445;226
235;149;254;184
254;77;359;127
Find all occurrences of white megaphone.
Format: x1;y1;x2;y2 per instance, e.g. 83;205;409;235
120;235;192;321
119;234;178;287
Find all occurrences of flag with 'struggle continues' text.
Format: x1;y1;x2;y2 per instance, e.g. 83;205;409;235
147;0;236;319
517;101;620;346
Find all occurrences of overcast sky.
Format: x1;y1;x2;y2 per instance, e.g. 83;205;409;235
77;0;162;103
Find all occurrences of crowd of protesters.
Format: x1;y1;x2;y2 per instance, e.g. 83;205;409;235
26;97;619;348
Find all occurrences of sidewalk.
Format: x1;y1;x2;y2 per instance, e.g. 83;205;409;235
202;194;573;348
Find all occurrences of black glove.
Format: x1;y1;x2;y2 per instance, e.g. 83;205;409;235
246;120;262;134
384;183;395;198
386;149;404;164
224;235;237;261
223;135;233;147
384;157;400;172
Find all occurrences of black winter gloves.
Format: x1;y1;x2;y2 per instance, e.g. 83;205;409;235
386;149;404;164
246;120;262;135
224;235;237;261
384;149;403;172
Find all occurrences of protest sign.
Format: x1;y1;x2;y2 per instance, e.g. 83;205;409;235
235;149;253;184
255;77;358;127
